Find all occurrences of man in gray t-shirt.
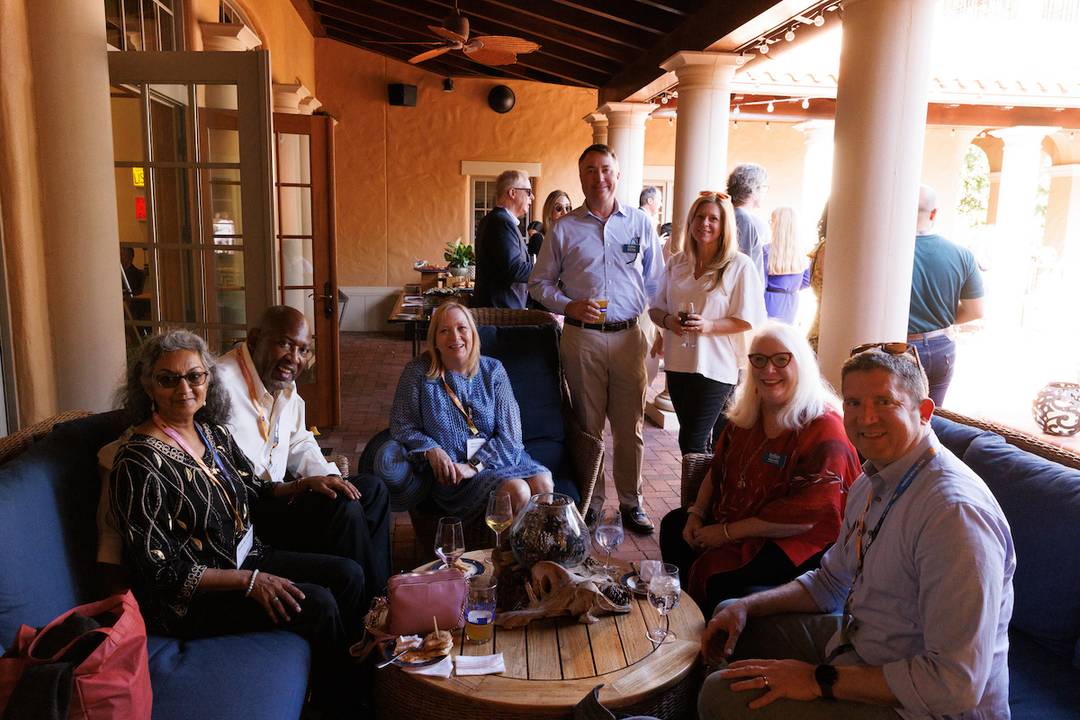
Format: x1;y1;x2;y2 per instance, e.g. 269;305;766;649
727;164;768;278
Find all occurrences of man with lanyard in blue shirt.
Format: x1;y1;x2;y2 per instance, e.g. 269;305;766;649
697;344;1014;720
529;144;665;534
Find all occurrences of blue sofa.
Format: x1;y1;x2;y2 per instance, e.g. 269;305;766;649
0;412;310;720
931;410;1080;720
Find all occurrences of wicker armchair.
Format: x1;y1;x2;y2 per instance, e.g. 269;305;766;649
0;411;92;466
390;308;603;552
680;452;713;508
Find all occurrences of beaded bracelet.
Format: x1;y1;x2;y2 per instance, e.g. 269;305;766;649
244;569;260;597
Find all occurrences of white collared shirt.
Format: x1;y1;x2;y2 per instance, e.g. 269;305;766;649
217;344;339;484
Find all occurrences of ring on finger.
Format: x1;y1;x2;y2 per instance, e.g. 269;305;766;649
272;596;282;603
760;675;770;690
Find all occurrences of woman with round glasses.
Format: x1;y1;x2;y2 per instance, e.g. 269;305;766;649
648;191;767;455
659;322;860;613
109;330;366;715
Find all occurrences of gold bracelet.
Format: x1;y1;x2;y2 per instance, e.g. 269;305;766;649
722;522;733;541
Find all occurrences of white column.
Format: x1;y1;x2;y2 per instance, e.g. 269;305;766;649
986;126;1054;326
818;0;937;389
660;52;743;253
583;112;609;146
1045;163;1080;264
599;102;656;210
920;126;982;240
795;119;834;242
26;0;125;411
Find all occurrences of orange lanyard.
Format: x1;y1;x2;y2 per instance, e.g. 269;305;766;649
238;351;272;442
153;414;245;533
441;373;480;436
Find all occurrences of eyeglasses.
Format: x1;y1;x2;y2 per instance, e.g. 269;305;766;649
849;342;922;369
747;352;793;369
512;187;534;197
154;370;209;389
553;204;572;212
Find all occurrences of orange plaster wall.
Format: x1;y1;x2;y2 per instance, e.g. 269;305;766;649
644;117;677;166
191;0;316;91
315;40;597;287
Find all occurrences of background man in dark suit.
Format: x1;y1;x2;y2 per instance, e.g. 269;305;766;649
472;169;534;308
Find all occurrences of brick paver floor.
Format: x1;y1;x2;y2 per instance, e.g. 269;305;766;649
317;332;685;573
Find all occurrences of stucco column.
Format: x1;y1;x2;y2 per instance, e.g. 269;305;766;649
921;126;982;240
795;119;834;241
1044;163;1080;265
818;0;937;389
583;111;609;146
660;52;742;253
599;102;656;210
25;0;125;411
986;126;1053;326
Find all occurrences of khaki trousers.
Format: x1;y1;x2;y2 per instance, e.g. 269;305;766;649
560;323;648;510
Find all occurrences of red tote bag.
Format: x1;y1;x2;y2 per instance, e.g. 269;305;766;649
0;591;152;720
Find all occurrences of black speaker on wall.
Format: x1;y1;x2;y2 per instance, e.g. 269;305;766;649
387;83;417;107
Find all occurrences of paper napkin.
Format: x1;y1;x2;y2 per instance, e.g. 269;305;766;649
454;653;505;676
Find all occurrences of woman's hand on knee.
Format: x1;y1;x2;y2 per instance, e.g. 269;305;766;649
249;571;305;624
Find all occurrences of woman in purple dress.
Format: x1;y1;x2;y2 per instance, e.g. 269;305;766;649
762;206;811;324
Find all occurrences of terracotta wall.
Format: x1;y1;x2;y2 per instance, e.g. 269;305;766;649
316;41;598;287
644;117;677;166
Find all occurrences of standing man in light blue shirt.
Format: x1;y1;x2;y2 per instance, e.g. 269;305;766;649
529;144;665;534
698;345;1014;720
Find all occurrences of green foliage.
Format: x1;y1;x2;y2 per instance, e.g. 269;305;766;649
958;145;990;228
443;240;475;267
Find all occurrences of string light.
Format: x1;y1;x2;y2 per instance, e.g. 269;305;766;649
814;15;825;26
766;101;775;112
746;3;837;58
733;105;741;115
784;29;796;42
801;98;810;109
660;94;669;104
759;42;770;54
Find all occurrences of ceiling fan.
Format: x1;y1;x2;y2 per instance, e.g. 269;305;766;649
402;2;541;67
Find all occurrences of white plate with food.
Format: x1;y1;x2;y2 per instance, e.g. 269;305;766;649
422;557;484;578
379;630;455;668
621;572;648;596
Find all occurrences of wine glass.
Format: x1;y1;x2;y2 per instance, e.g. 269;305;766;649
434;516;465;570
646;563;681;644
678;301;697;349
485;491;513;548
593;507;624;574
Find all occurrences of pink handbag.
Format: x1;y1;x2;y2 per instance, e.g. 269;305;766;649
386;568;468;636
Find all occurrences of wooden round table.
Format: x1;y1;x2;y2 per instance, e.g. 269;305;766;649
374;551;705;719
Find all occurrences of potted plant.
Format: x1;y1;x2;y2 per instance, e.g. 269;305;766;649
444;240;475;277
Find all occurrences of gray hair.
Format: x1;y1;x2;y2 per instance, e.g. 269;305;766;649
727;163;768;206
495;170;529;201
726;321;839;432
639;186;660;208
116;329;231;427
841;349;929;407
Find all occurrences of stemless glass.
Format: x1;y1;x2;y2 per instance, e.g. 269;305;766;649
678;301;697;349
434;516;465;570
646;563;682;644
485;491;513;548
593;507;624;573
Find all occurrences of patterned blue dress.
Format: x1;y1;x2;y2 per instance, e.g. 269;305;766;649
390;355;547;522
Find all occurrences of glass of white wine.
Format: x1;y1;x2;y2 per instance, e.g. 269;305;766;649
434;516;465;570
485;491;513;548
646;563;681;644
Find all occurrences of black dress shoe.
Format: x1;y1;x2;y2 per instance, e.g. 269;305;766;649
621;506;655;535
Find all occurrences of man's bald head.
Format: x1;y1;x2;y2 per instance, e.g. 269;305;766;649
247;305;311;391
916;185;938;233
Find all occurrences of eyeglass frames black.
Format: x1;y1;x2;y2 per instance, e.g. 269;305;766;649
154;370;209;389
747;352;793;369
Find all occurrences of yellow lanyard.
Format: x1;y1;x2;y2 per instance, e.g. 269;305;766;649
238;351;272;442
441;373;480;436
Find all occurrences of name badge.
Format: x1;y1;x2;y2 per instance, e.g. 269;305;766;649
622;242;640;254
763;452;787;467
466;437;487;461
236;523;254;568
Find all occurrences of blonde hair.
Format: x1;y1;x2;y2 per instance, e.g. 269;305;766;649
541;190;571;233
767;207;806;275
424;302;481;379
682;193;738;291
725;321;839;431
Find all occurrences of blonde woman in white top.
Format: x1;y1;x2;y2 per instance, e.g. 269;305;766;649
649;191;766;455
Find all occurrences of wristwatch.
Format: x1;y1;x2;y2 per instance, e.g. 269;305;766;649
815;664;838;700
468;456;485;473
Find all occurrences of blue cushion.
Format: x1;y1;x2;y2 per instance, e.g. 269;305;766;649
477;325;565;447
1008;630;1080;720
147;632;309;720
962;433;1080;662
931;415;994;458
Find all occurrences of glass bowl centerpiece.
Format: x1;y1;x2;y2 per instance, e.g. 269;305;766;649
508;492;589;569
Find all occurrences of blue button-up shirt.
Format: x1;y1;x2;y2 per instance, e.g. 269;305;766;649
797;430;1015;719
528;200;664;322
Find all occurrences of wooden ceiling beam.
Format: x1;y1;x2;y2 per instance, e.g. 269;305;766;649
552;0;688;34
323;26;487;79
473;0;657;50
601;0;781;102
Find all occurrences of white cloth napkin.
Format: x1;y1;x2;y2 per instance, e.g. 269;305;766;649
404;654;453;678
454;653;505;676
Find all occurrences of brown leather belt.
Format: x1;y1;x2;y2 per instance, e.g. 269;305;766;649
565;317;638;332
907;327;954;342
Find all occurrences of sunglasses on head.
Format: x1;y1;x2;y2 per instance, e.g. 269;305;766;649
748;352;793;369
849;342;922;369
154;370;209;389
698;190;731;201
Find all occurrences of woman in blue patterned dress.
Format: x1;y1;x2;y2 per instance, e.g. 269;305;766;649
390;302;551;519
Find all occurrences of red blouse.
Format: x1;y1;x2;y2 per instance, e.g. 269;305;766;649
688;408;859;603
